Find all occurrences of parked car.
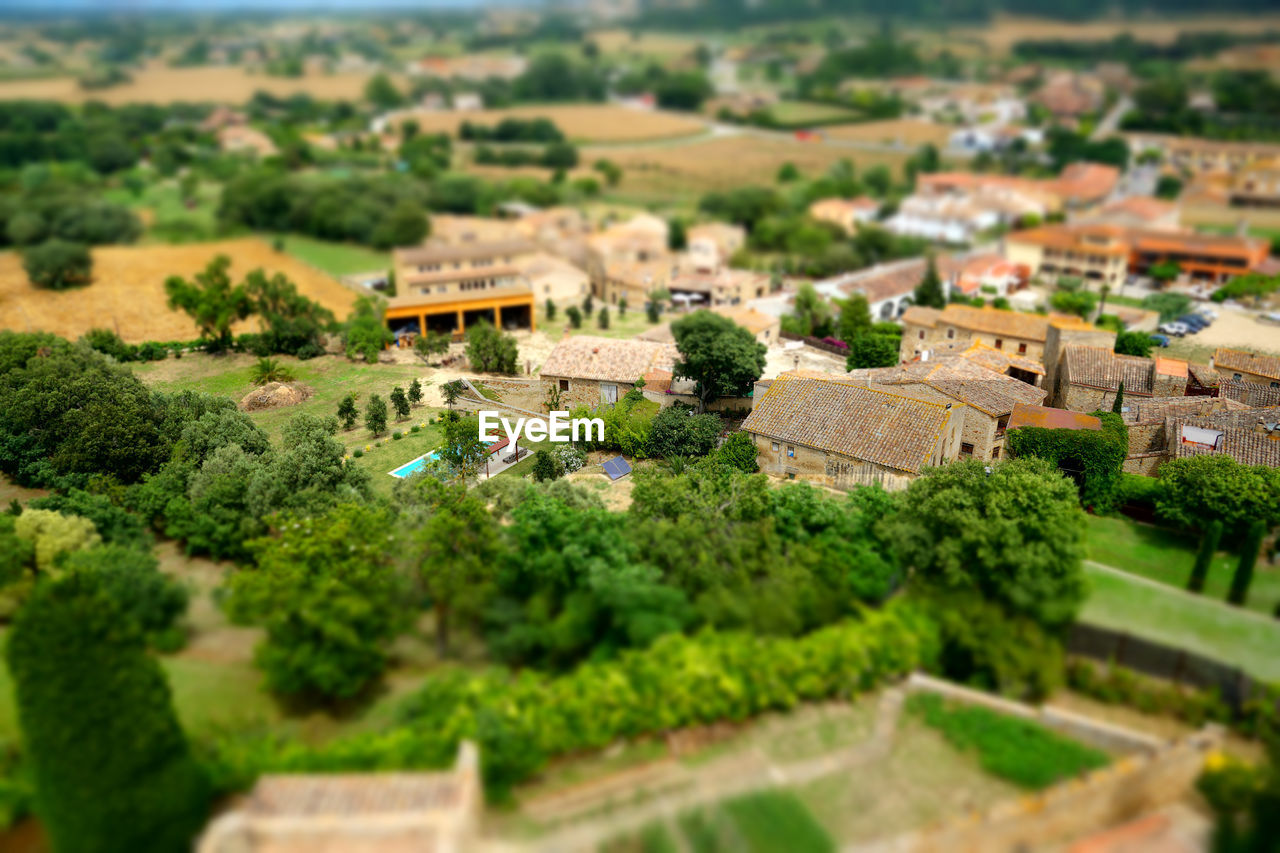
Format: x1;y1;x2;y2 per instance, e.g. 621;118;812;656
1159;322;1190;337
1195;307;1218;321
1176;314;1208;331
1149;333;1170;347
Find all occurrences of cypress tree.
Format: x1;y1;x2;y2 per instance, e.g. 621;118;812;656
7;573;210;852
1188;519;1221;593
1111;381;1125;414
1228;521;1266;606
913;255;946;309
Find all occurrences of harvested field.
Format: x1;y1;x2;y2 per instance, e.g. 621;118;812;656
588;29;700;62
395;103;707;144
585;135;913;198
0;62;401;105
822;119;953;149
959;13;1280;53
0;237;359;343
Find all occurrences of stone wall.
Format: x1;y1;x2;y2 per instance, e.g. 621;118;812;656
751;434;916;492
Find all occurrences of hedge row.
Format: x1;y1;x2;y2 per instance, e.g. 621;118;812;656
206;601;938;800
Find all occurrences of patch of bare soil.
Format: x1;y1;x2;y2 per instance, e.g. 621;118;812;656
238;381;313;412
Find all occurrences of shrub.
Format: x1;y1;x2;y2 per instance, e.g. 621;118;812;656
410;424;421;434
250;357;294;386
352;448;364;458
7;573;210;852
909;692;1108;789
714;431;759;473
23;239;92;290
82;328;137;362
393;431;403;441
136;341;169;361
645;405;721;459
531;448;563;482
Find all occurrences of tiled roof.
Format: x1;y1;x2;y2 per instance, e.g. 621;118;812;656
936;304;1055;342
1120;395;1246;425
540;335;677;383
849;356;1046;416
742;373;961;474
831;256;962;305
901;305;943;328
1063;345;1155;395
1095;196;1177;223
959;341;1046;376
1220;378;1280;407
1214;348;1280;382
394;239;536;266
1008;403;1102;432
1171;408;1280;467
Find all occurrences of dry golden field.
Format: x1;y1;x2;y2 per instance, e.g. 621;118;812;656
958;13;1280;53
0;62;401;105
0;238;359;343
398;103;708;143
582;135;914;197
587;29;701;62
821;119;952;148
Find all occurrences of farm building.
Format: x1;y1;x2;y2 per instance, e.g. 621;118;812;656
540;335;679;408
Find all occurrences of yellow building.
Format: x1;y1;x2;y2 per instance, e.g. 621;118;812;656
386;241;536;339
1003;224;1130;290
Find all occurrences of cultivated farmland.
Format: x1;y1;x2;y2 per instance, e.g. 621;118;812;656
0;62;400;105
396;103;708;144
822;119;953;148
0;238;359;343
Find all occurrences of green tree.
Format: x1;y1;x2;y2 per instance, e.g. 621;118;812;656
1149;260;1181;286
532;448;564;482
370;201;429;250
777;162;800;183
23;239;92;290
654;71;713;111
7;573;210;851
885;458;1088;629
784;281;833;337
342;296;393;363
714;430;759;473
835;294;873;344
593;158;622;187
618;297;628;318
597;306;610;330
408;378;423;407
845;333;900;369
671;310;767;412
1114;331;1153;358
365;393;388;436
545;298;557;321
228;505;410;700
1188;520;1222;594
668;218;687;251
336;392;358;430
441;379;466;409
164;255;252;352
583;293;595;317
1228;521;1266;607
390;386;411;421
439;412;490;480
466;320;519;374
1111;380;1125;414
567;305;583;328
1155;455;1280;538
364;72;405;108
913;256;946;309
403;480;501;655
645;300;660;323
250;356;294;385
413;330;450;364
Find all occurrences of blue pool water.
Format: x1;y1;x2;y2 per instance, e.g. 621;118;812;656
390;451;440;478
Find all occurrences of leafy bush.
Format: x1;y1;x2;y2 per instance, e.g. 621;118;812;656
645;405;721;459
250;357;294;386
1065;659;1236;728
352;448;364;458
393;431;403;440
204;602;937;800
23;239;91;290
531;448;563;482
62;545;189;648
1005;411;1128;510
7;572;210;852
410;424;421;434
82;327;137;362
909;693;1108;789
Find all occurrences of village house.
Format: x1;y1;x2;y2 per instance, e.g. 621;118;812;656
667;265;770;309
916;163;1119;213
741;371;967;492
686;222;746;271
385;240;538;340
1165;407;1280;469
518;253;589;306
1213;348;1280;391
808;197;880;234
1227;163;1280;209
1124;133;1280;177
949;253;1029;299
900;303;1102;364
1080;196;1181;231
1031;71;1105;123
539;335;679;408
217;125;277;158
199;743;481;852
1004;223;1270;288
847;354;1048;460
815;256;963;323
1050;347;1191;412
587;214;674;306
1118;396;1250;475
638;306;780;347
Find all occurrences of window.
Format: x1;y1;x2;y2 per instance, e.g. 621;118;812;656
601;383;619;405
1272;382;1279;390
946;328;956;339
994;338;1004;350
771;442;780;452
960;442;974;456
559;379;569;391
1234;373;1243;381
996;414;1010;435
918;330;925;340
786;445;795;458
1018;342;1027;355
992;446;1001;459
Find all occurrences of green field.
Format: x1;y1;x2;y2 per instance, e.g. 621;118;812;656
1081;564;1280;681
277;234;392;278
104;179;225;244
767;100;862;127
1084;515;1280;616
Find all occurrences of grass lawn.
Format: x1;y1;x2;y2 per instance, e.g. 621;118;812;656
349;419;445;500
538;303;664;342
132;352;433;444
1080;564;1280;681
276;234;392;278
1083;515;1280;616
767;100;862;127
104;179;225;245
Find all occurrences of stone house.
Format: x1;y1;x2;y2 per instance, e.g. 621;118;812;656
741;372;967;492
847;355;1047;460
817;256;963;323
1213;348;1280;392
1118;396;1249;474
1050;347;1190;412
539;335;678;409
1165;407;1280;468
901;304;1102;365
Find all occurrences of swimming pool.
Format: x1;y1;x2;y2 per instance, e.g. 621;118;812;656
389;451;440;479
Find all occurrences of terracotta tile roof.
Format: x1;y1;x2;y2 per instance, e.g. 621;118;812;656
831;256;963;304
1187;363;1219;388
1052;162;1121;203
742;373;961;474
394;239;536;266
1007;223;1130;257
1008;403;1102;431
1120;395;1247;425
849;356;1046;416
540;335;677;383
1220;378;1280;407
715;306;777;335
1154;356;1189;379
936;304;1055;342
1172;408;1280;467
1063;345;1159;395
901;305;943;328
1214;348;1280;382
1095;196;1176;223
960;341;1046;376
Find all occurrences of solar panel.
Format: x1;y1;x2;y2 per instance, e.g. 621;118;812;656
602;455;632;481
